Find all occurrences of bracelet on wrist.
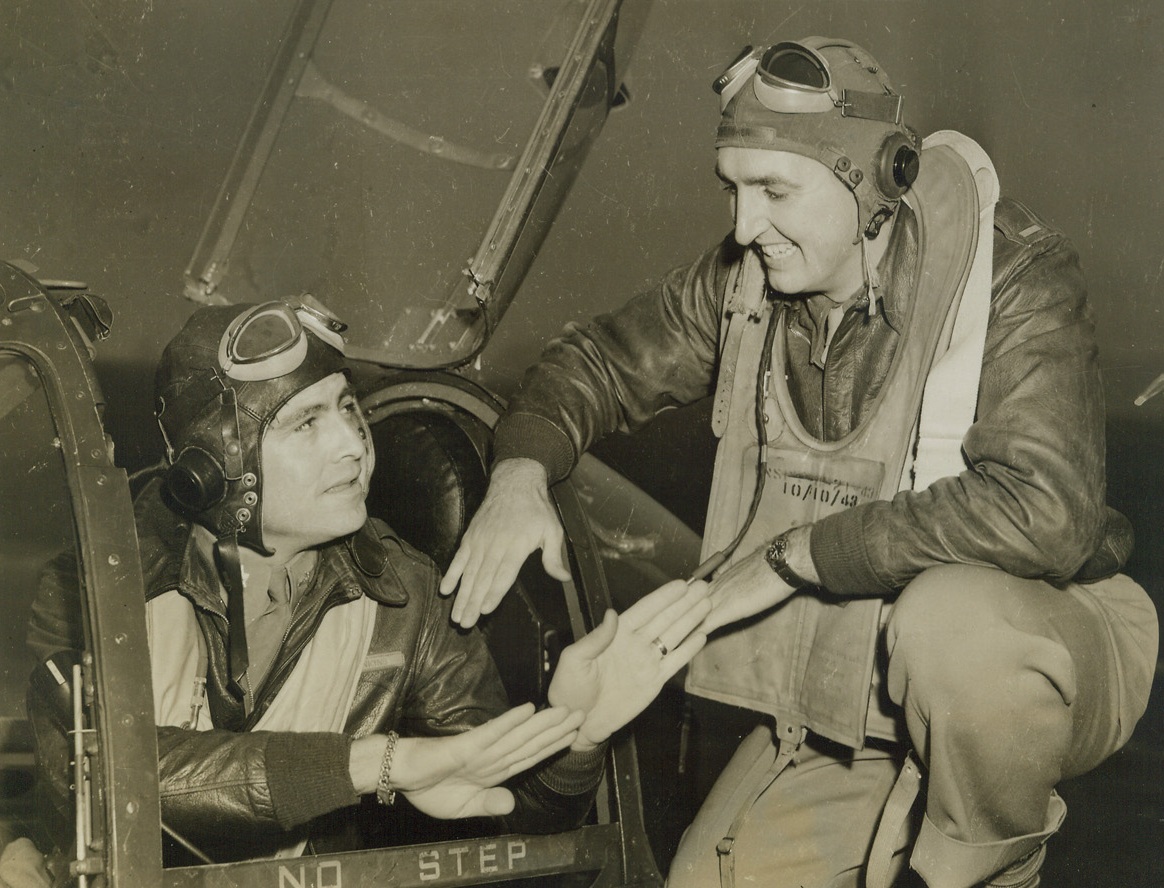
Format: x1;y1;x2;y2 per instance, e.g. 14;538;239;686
375;730;399;806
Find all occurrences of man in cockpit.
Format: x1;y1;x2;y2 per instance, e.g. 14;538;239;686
27;298;710;865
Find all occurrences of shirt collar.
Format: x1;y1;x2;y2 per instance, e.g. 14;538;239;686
187;524;318;613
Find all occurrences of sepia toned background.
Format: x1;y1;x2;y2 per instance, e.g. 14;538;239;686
1;1;1160;884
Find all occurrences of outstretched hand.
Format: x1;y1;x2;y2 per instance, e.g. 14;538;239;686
548;579;711;750
439;458;571;628
391;703;583;819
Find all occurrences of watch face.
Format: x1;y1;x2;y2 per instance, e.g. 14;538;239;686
765;536;787;571
765;533;806;588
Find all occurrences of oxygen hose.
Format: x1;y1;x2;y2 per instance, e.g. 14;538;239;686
688;302;782;582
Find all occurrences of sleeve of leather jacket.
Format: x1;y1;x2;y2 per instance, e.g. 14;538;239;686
155;726;356;837
492;240;734;483
26;550;85;664
26;553;91;850
402;574;606;833
811;214;1108;594
26;548;358;843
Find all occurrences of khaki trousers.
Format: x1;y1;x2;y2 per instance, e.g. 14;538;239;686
668;566;1158;888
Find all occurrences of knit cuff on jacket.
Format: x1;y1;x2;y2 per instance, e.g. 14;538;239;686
810;509;896;597
536;743;607;796
492;413;577;485
266;732;358;830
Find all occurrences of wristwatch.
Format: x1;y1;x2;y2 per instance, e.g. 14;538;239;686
764;531;812;589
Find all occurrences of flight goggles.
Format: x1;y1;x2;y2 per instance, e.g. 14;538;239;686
713;40;903;126
217;299;347;382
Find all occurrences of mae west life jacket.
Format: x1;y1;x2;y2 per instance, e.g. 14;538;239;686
686;132;999;749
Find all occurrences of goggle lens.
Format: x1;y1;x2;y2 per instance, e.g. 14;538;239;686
218;303;309;382
715;41;839;114
231;308;300;363
759;44;830;90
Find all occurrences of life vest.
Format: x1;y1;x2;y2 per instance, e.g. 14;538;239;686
686;132;999;749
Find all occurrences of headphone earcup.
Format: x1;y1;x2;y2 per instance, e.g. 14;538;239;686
164;447;227;514
877;132;920;199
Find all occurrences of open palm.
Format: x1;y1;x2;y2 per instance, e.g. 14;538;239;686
548;579;710;749
395;703;582;819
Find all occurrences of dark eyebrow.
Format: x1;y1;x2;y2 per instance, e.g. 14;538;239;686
271;383;356;430
715;165;798;190
271;402;325;430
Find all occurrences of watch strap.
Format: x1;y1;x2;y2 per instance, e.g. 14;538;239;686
765;532;812;589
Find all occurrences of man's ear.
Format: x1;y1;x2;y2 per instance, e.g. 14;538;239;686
357;409;376;480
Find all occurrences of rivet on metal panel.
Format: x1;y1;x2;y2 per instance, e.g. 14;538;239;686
114;633;127;645
107;554;120;566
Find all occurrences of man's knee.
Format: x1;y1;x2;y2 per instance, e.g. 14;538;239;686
887;565;1012;670
885;565;1076;711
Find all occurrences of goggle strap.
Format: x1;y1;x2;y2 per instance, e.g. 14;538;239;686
840;89;903;126
716;57;760;113
712;46;760;95
294;298;348;334
296;308;347;353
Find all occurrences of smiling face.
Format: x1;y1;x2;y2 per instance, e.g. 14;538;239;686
260;372;375;557
716;146;867;303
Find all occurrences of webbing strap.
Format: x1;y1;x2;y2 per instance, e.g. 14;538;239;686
716;723;806;888
711;250;768;437
866;751;924;888
901;131;998;492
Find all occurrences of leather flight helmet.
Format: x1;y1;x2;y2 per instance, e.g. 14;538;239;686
714;36;921;240
154;297;348;555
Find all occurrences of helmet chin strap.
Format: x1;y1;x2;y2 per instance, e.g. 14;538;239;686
213;534;250;701
853;194;886;317
861;234;881;316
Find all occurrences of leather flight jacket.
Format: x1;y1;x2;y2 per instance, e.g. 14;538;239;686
29;475;602;863
493;181;1126;744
